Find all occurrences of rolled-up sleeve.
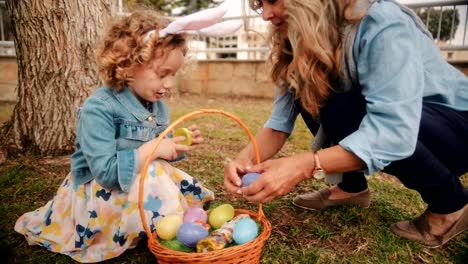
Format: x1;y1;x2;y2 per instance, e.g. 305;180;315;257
339;2;424;174
264;87;300;134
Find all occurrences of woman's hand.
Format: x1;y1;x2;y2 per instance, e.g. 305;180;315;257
241;152;315;203
224;158;254;196
223;127;289;198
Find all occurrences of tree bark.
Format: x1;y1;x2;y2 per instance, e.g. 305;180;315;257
2;0;114;156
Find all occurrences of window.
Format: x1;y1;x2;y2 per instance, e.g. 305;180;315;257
1;2;14;41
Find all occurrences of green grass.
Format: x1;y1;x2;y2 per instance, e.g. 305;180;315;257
1;95;467;263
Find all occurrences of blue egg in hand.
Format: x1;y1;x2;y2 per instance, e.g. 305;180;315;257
233;218;259;245
241;172;261;187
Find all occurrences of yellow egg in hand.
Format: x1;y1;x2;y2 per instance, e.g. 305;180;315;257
156;215;183;240
173;128;193;146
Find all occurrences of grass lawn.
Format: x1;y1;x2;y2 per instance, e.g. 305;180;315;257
1;94;467;263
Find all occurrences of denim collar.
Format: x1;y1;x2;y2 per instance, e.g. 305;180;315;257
113;86;154;122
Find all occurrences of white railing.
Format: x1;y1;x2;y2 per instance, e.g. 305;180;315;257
0;40;14;57
187;14;270;61
406;0;468;51
188;0;468;60
1;0;467;59
0;0;15;57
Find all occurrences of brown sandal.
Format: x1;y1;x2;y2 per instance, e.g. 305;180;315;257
390;205;468;248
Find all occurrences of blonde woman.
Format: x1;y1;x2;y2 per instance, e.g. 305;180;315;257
224;0;468;248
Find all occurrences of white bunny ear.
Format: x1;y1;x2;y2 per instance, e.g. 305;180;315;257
143;30;157;42
184;20;243;37
144;5;242;41
159;7;227;38
173;7;227;31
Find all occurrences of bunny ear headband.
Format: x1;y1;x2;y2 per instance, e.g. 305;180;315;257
143;6;243;42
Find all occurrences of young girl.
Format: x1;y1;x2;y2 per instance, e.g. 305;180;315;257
15;10;214;262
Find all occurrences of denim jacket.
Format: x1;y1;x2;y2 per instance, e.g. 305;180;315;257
264;0;468;175
71;86;172;192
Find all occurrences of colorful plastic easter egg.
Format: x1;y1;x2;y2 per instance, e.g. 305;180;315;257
173;127;193;146
233;218;259;245
177;222;209;247
184;207;208;224
160;239;194;252
156;215;183;240
208;204;235;229
194;220;211;231
241;172;261;187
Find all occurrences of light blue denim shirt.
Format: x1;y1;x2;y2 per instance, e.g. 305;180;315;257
264;0;468;175
71;86;173;192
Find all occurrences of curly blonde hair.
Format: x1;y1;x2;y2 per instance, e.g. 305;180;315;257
249;0;365;117
95;10;188;91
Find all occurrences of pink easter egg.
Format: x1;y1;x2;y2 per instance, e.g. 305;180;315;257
183;207;208;224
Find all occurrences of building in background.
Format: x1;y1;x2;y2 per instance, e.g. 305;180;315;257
188;14;270;60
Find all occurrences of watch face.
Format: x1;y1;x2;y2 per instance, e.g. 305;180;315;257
313;171;326;180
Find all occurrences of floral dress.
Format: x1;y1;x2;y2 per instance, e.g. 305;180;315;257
15;160;214;262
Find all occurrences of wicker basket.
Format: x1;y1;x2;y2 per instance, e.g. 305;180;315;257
138;109;272;264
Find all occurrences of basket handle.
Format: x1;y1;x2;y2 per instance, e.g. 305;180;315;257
138;109;263;243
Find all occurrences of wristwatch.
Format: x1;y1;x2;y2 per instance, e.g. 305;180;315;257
313;152;326;180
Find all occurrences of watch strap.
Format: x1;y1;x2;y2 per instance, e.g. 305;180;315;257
313;152;326;180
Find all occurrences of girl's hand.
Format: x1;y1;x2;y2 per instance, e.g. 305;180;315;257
241;152;315;203
173;124;203;157
223;158;254;197
136;137;190;170
153;137;191;161
187;124;203;146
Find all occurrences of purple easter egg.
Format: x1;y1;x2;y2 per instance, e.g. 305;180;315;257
241;172;261;187
176;222;209;247
183;207;208;224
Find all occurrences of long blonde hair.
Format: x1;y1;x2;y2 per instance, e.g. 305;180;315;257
249;0;365;117
95;10;188;91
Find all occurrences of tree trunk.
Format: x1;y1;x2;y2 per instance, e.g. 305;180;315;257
2;0;115;156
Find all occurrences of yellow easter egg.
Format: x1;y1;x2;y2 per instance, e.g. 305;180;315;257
156;215;183;240
173;128;193;146
208;204;235;229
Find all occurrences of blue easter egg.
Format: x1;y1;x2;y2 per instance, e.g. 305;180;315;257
176;222;209;247
241;172;261;187
233;218;259;245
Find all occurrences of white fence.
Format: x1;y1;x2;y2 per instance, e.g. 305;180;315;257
1;0;468;59
406;0;468;51
0;0;15;57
